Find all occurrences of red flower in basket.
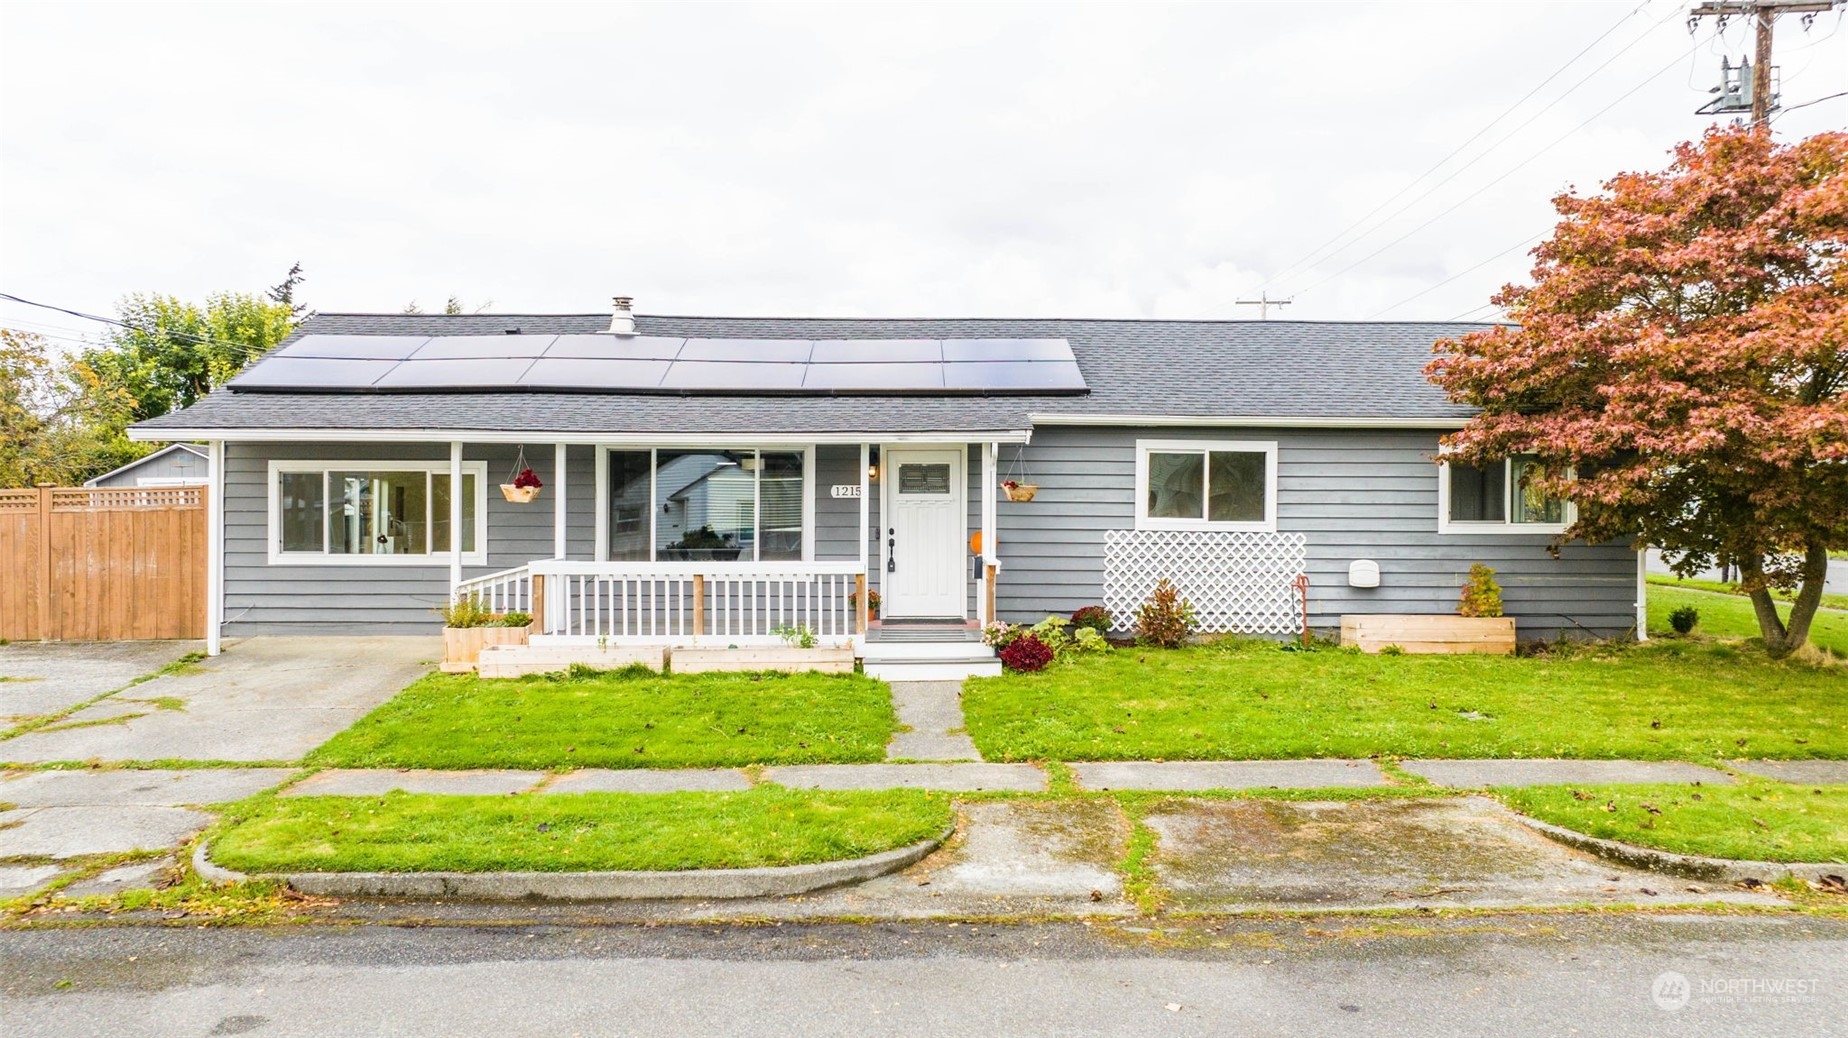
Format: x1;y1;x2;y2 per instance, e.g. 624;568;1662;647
512;468;543;490
1002;480;1019;490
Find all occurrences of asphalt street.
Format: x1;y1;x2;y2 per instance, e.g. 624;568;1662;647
3;915;1843;1037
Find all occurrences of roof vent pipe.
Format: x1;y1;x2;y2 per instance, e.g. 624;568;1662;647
608;296;636;336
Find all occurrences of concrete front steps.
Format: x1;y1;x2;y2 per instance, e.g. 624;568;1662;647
860;639;1000;681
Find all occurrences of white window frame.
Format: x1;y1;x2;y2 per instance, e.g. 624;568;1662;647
1437;452;1574;535
1133;438;1279;533
267;459;489;565
594;445;817;563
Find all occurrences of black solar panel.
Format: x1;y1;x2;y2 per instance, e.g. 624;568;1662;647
236;335;1086;394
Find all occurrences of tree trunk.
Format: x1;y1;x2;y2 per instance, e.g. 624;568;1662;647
1741;545;1831;660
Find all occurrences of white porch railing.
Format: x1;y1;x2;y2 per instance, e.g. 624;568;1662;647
455;560;867;645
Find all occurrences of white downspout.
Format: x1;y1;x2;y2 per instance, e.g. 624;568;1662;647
858;442;870;639
205;440;224;656
1636;546;1649;642
449;441;464;598
982;441;998;624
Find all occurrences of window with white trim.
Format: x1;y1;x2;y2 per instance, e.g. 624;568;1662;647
1134;439;1278;532
1439;454;1570;533
269;461;488;563
603;447;812;562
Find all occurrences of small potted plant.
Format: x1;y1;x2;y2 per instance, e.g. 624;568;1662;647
501;466;543;504
848;587;881;620
1001;478;1038;502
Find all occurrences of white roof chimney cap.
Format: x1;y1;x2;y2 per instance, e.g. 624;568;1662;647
608;296;635;336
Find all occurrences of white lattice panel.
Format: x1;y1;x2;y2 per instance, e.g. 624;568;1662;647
1103;530;1307;634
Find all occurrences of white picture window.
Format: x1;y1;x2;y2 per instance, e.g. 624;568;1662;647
268;461;488;564
1438;454;1571;534
1134;439;1278;532
599;446;814;562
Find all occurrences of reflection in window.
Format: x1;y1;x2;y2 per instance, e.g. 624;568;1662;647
279;472;324;552
430;473;479;554
1511;456;1565;525
1447;461;1506;523
274;465;483;559
1147;452;1204;519
1146;448;1268;524
616;449;807;562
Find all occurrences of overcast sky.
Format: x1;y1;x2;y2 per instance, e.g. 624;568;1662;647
2;0;1844;345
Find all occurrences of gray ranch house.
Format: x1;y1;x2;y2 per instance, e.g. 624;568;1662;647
130;301;1645;677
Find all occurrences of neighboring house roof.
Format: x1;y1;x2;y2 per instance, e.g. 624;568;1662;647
132;313;1490;438
82;443;208;487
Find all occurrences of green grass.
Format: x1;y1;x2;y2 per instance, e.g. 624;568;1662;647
1648;574;1848;616
1499;778;1848;863
307;666;898;769
961;639;1846;764
208;788;952;873
1649;584;1848;655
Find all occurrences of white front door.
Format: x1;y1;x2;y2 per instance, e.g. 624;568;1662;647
881;447;966;619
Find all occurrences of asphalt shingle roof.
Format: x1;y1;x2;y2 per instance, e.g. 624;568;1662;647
134;313;1487;435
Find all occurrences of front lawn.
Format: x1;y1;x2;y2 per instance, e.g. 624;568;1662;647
210;788;951;873
962;640;1846;764
1647;573;1848;614
1648;583;1848;655
1499;778;1848;863
307;667;897;769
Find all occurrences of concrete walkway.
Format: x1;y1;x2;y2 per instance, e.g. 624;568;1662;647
1401;759;1736;788
885;681;980;761
0;641;199;725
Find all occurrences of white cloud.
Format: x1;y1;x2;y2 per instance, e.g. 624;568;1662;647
1;0;1843;332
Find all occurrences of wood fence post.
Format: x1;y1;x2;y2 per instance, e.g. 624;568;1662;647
985;564;997;628
35;485;52;641
855;572;868;634
531;573;547;634
692;574;705;636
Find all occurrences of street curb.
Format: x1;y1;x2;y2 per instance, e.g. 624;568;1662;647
1513;815;1845;884
193;826;951;900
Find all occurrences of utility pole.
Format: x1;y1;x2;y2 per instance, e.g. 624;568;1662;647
1689;1;1840;128
1234;291;1292;320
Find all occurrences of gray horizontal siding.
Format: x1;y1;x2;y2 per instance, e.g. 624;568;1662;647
91;447;208;487
223;430;1638;640
990;426;1639;640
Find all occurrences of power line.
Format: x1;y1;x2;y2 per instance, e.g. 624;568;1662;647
0;291;276;358
1772;89;1848;117
1189;1;1658;318
1263;2;1689;304
1368;234;1545;319
1283;29;1717;302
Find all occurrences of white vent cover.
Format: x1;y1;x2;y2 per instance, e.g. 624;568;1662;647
1348;559;1381;588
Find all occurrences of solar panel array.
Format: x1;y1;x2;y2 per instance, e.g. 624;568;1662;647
230;335;1088;396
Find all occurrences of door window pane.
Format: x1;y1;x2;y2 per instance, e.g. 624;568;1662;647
278;472;324;552
1147;452;1204;519
655;450;752;561
759;451;805;561
607;450;652;561
1448;461;1506;522
898;463;951;495
1207;451;1266;522
329;471;431;555
1511;455;1564;525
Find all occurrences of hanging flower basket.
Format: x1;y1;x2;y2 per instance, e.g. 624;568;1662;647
501;448;543;503
1001;480;1038;502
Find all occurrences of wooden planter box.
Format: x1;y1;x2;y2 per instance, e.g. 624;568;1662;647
672;645;856;675
1340;615;1516;655
441;623;536;672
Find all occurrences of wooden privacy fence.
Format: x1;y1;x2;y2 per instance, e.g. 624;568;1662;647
0;486;207;641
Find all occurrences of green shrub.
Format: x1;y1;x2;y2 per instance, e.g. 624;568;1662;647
1134;579;1198;649
438;596;494;628
497;611;533;628
1070;605;1113;635
1029;615;1073;654
1458;563;1504;618
1070;627;1111;653
1379;644;1405;656
1668;605;1699;635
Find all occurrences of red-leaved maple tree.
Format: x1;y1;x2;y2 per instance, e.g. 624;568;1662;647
1428;128;1847;658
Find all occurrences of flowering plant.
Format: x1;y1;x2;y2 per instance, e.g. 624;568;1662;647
981;620;1018;649
511;467;543;490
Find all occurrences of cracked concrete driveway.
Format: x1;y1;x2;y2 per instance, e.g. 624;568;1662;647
0;642;200;725
0;637;436;764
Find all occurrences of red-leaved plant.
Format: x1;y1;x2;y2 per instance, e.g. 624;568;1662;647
511;467;543;490
998;633;1054;672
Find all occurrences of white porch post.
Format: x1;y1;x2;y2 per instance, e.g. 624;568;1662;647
553;443;568;559
205;440;224;656
859;443;871;631
449;441;464;598
981;441;998;624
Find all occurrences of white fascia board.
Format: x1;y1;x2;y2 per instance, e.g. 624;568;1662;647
1028;413;1471;429
130;427;1033;446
